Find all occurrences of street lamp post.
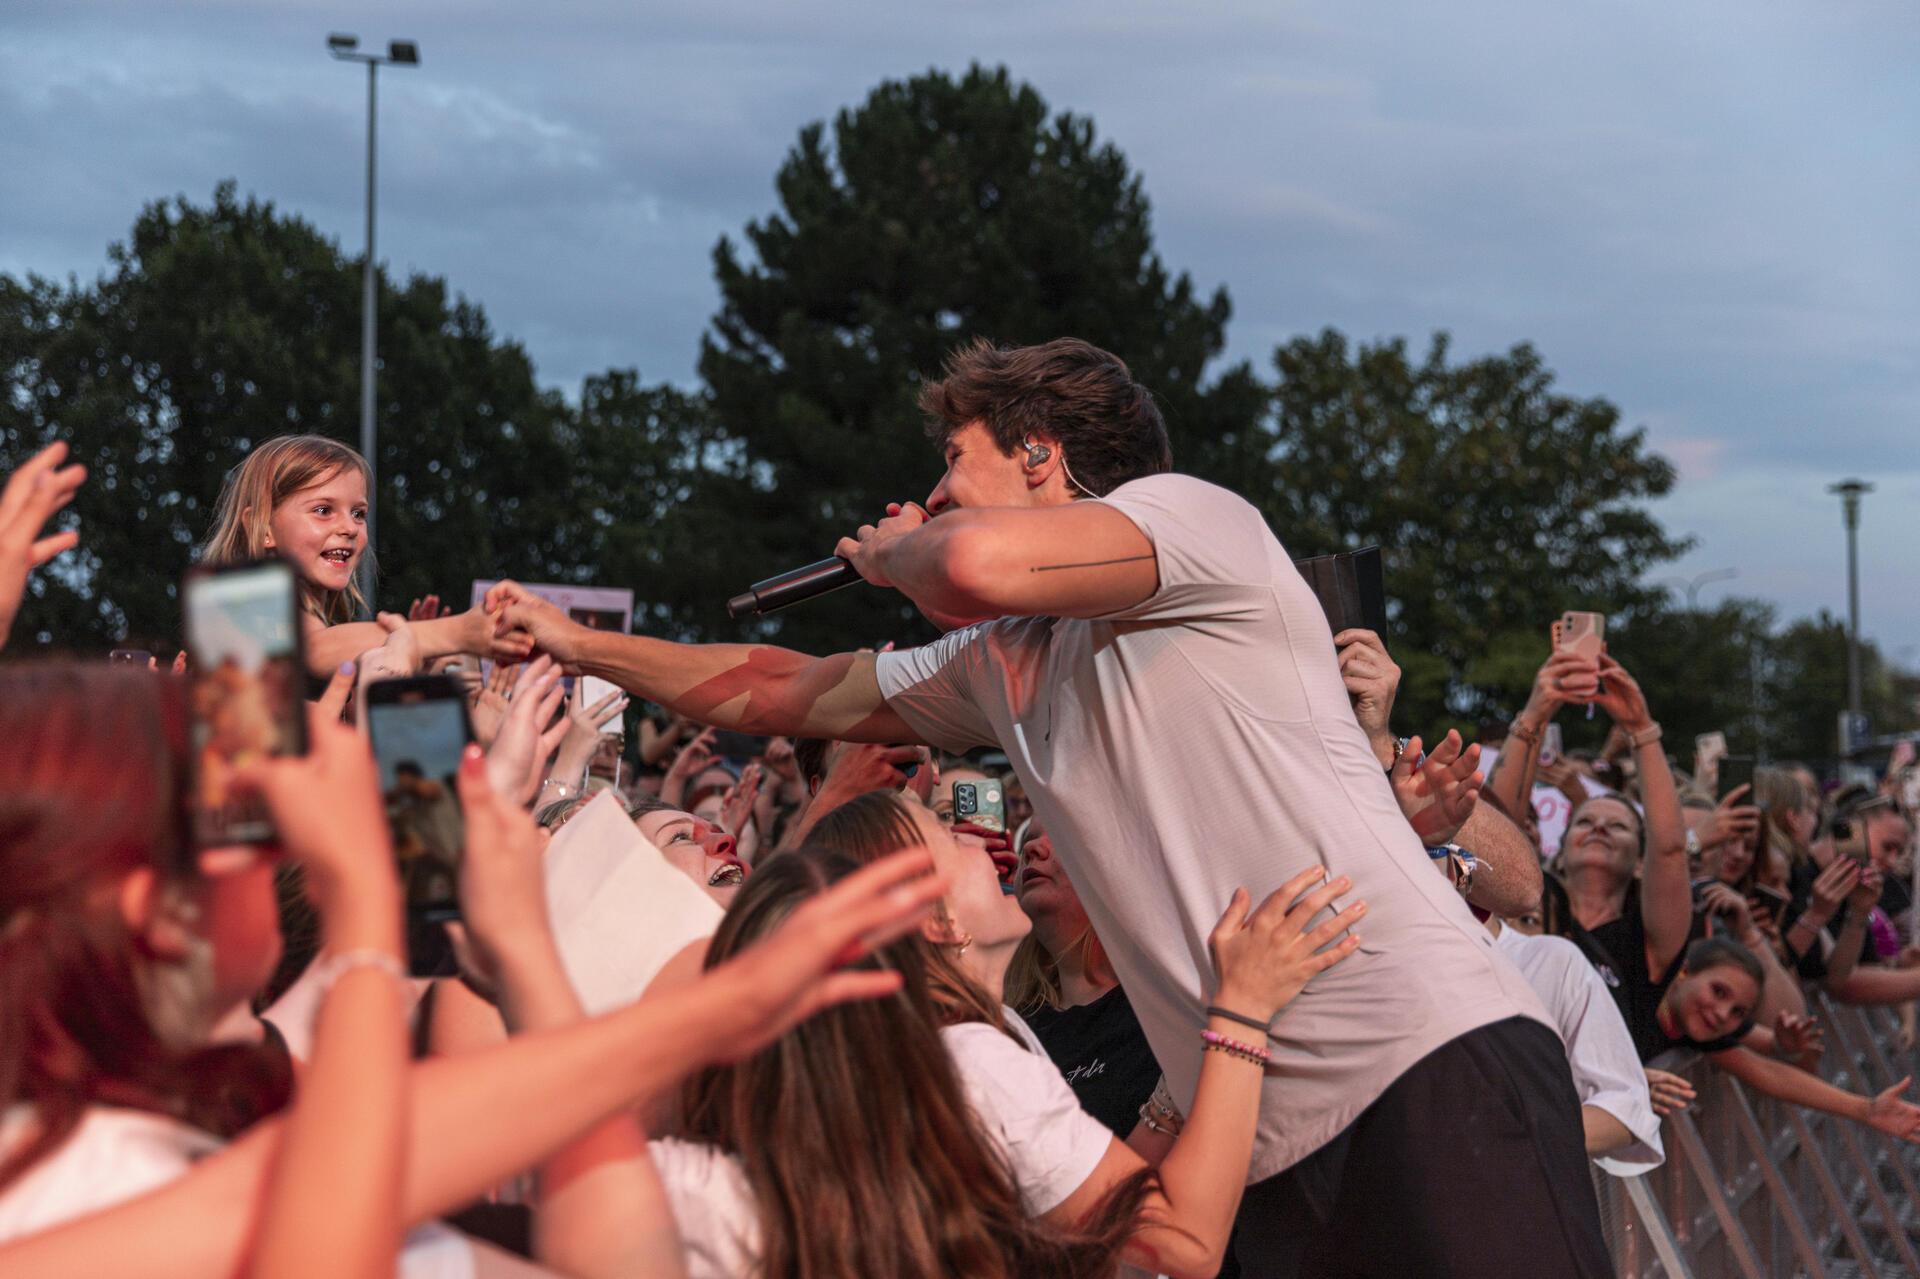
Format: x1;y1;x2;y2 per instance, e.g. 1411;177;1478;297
327;33;419;576
1829;479;1873;721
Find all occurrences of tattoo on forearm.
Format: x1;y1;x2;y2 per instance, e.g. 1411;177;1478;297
1029;553;1156;574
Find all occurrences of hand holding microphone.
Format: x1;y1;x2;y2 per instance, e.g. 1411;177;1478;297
727;502;933;619
833;501;931;589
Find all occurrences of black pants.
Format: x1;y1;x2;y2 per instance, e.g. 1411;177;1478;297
1229;1017;1612;1279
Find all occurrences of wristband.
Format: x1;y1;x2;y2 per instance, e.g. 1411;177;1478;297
1205;1004;1275;1036
1507;719;1542;747
1628;722;1663;749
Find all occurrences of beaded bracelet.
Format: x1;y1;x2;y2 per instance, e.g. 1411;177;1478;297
309;948;409;998
1201;1029;1271;1067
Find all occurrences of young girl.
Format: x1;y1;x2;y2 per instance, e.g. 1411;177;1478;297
201;435;529;677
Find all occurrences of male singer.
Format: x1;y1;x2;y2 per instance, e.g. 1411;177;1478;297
488;337;1610;1277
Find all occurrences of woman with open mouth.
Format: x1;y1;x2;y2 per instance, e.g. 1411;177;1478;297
629;795;749;907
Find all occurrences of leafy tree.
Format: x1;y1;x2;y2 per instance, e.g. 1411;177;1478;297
1246;329;1691;733
1603;598;1777;756
697;64;1265;652
0;183;698;650
1762;612;1912;763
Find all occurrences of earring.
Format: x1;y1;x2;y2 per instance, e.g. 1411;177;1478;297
932;909;974;953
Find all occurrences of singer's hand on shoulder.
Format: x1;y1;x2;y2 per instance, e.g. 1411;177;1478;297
833;501;930;591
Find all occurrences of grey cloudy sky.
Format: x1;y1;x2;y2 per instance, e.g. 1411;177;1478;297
4;0;1916;667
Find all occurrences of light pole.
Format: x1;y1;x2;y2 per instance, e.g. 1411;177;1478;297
1829;479;1873;721
327;33;419;578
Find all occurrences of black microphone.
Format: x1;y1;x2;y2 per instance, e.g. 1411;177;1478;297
726;557;863;619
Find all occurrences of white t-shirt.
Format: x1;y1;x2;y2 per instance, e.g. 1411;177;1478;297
877;472;1548;1180
1493;927;1664;1177
0;1106;476;1278
654;1021;1115;1276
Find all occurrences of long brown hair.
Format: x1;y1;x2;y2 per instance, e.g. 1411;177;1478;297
805;790;1007;1032
201;434;373;625
0;665;292;1192
1753;765;1812;867
683;850;1151;1279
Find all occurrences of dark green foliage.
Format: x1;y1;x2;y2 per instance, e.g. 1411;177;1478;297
696;64;1263;652
1246;329;1689;731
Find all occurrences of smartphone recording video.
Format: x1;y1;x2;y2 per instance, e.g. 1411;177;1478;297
1717;755;1755;803
184;560;308;846
364;675;472;927
953;779;1007;834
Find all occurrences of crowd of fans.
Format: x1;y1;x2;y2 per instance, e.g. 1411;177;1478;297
0;335;1916;1279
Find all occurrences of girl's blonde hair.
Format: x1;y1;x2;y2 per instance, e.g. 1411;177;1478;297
201;435;373;626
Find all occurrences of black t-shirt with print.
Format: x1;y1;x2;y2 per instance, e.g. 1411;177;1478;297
1584;884;1694;1063
1021;985;1162;1139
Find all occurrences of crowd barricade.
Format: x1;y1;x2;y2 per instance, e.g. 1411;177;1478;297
1590;994;1920;1277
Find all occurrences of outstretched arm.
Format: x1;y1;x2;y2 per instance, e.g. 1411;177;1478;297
836;502;1158;625
1710;1047;1920;1142
303;607;527;680
486;583;918;744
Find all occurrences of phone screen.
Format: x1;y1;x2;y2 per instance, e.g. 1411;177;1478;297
366;681;471;924
185;561;307;845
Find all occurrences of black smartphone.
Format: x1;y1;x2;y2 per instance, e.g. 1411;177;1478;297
183;559;309;846
109;648;153;665
1293;546;1389;640
364;675;473;934
1749;883;1791;925
1718;755;1756;802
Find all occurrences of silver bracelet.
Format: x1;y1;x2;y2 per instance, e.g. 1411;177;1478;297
309;948;408;997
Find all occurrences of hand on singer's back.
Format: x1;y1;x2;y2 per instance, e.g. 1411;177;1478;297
1209;866;1367;1025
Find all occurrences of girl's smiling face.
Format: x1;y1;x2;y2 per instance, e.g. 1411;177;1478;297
266;467;367;593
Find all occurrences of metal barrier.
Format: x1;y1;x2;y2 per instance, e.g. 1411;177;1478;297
1590;993;1920;1278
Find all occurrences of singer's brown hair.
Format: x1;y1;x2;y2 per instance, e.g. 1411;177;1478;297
919;337;1172;498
